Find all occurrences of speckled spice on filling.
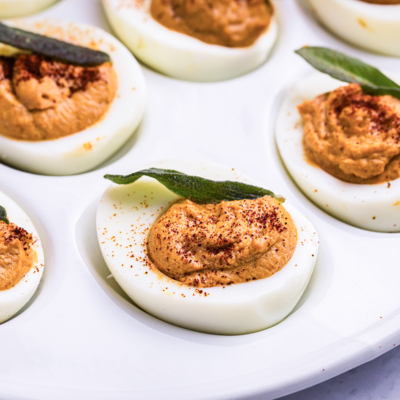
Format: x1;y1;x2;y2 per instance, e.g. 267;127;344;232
0;221;36;291
0;22;118;141
147;196;297;288
299;83;400;184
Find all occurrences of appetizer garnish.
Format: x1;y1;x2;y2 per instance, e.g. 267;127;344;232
296;47;400;99
102;0;278;81
307;0;400;56
0;205;9;224
0;22;110;66
0;0;58;19
275;47;400;232
0;193;44;323
0;19;146;175
105;168;285;203
98;162;318;334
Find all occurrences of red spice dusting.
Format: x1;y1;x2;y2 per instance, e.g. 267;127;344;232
148;197;297;288
0;56;15;81
0;221;36;291
13;54;102;94
2;222;32;246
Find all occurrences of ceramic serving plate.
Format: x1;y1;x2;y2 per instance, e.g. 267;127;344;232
0;0;399;399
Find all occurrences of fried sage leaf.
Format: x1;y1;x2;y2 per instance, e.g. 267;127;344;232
105;168;285;204
0;205;9;224
0;22;110;66
295;46;400;99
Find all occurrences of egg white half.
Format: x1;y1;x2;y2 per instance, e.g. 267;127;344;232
0;0;58;18
276;72;400;232
97;160;318;335
0;19;146;176
0;190;44;324
307;0;400;56
102;0;278;82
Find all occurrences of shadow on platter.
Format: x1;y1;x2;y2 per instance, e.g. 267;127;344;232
0;185;60;329
0;118;145;178
75;193;329;345
95;119;145;171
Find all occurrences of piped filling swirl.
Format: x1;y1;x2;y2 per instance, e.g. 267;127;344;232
298;84;400;183
0;53;117;141
148;196;297;288
0;221;36;291
150;0;273;48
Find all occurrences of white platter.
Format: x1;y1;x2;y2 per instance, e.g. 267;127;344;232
0;0;400;399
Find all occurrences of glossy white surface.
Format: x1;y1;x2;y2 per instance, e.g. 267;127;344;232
97;160;318;335
0;0;399;399
307;0;400;57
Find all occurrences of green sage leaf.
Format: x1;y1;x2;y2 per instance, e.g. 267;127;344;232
0;205;9;224
105;168;285;204
295;46;400;99
0;22;110;66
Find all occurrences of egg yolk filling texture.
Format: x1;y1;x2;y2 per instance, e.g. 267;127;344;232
150;0;273;48
148;196;297;288
359;0;400;4
0;221;36;291
0;54;117;141
298;84;400;184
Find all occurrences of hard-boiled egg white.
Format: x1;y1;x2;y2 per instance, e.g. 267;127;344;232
0;0;58;19
102;0;278;82
276;72;400;232
0;19;146;176
0;190;44;323
97;160;318;335
307;0;400;56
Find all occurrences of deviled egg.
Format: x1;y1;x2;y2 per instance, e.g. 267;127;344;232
97;161;318;335
0;190;44;323
0;19;146;175
102;0;278;82
276;49;400;232
0;0;58;19
307;0;400;56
